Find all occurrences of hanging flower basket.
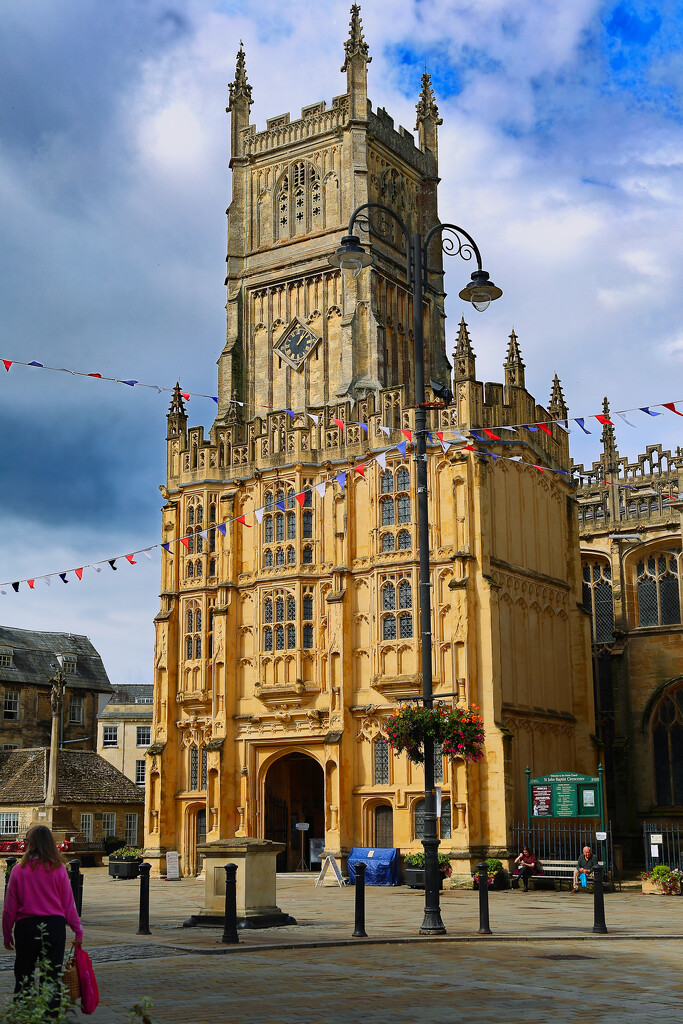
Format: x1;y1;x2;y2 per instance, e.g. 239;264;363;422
384;703;484;765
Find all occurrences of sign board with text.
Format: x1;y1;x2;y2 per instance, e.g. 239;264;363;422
527;771;604;828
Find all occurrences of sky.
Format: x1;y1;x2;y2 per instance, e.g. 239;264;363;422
0;0;681;684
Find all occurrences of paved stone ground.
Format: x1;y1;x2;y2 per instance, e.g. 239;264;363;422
1;870;682;1022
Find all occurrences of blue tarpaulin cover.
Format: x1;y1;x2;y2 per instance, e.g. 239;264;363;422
347;847;400;885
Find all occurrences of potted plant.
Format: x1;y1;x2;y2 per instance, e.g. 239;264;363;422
472;858;509;890
108;846;145;880
640;864;682;895
404;852;453;889
384;703;485;765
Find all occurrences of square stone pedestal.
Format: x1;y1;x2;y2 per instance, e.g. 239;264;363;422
185;838;295;930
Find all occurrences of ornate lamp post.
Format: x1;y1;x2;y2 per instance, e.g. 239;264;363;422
329;204;501;934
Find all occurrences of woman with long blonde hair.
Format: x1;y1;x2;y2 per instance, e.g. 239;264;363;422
2;825;83;1010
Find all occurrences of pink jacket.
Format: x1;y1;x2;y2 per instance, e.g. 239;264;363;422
2;862;83;944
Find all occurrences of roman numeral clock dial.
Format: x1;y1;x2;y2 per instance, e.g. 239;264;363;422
274;317;320;370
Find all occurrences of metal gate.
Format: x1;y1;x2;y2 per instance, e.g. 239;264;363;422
643;822;683;872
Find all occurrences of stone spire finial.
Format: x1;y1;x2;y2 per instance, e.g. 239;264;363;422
453;317;476;381
601;396;619;474
416;68;442;126
548;373;568;420
167;382;187;442
504;328;525;390
341;4;371;72
168;382;186;418
228;41;253;107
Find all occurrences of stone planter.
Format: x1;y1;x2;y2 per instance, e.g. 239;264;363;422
108;858;142;880
404;868;444;890
641;879;680;895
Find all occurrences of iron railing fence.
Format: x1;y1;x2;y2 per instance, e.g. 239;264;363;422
511;820;614;880
643;822;683;872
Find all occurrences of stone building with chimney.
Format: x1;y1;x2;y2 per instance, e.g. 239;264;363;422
146;6;598;877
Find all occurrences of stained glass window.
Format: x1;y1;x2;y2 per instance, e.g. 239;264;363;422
381;471;394;493
382;533;395;552
201;748;207;791
287;547;295;565
287;513;296;540
383;584;396;610
303;595;313;619
652;686;683;806
414;799;425;839
397;467;410;491
440;798;452;839
264;627;273;652
397;495;411;524
303;511;313;539
275;626;285;651
287;597;296;620
303;546;313;564
265;549;273;567
265;518;274;543
303;624;313;648
374;737;389;785
276;597;284;621
190;746;199;791
397;530;411;550
399;614;413;638
383;616;397;641
398;581;412;608
276;515;285;542
287;625;296;649
381;500;395;526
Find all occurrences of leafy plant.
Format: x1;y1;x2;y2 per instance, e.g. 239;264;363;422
0;947;75;1023
128;998;156;1024
384;703;485;765
404;852;452;876
108;846;144;860
640;864;682;894
472;857;505;882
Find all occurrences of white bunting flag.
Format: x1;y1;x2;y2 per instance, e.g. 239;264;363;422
376;451;387;470
254;507;265;525
315;482;326;499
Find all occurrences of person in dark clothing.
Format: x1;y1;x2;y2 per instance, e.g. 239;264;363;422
514;846;539;891
572;846;599;892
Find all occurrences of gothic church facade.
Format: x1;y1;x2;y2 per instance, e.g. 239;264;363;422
146;7;598;876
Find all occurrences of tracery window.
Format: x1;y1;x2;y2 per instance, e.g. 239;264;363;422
303;510;313;539
382;533;395;553
636;552;681;627
381;471;394;494
381;575;413;641
652;684;683;806
275;162;322;240
276;548;285;566
397;530;411;551
184;601;202;662
190;746;199;791
287;546;296;565
582;559;614;643
265;550;273;567
381;500;395;526
378;463;411;549
440;798;452;839
303;545;313;564
287;513;296;540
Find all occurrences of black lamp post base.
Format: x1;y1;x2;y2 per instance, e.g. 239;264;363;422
419;910;447;935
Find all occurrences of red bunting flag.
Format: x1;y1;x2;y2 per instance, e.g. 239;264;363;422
180;537;190;549
236;516;252;527
354;463;365;476
436;432;444;441
331;418;344;431
3;361;12;372
125;554;137;564
27;580;35;589
401;429;413;441
482;428;500;440
295;492;306;507
464;445;477;452
75;568;83;579
88;373;102;378
537;423;553;436
595;414;613;425
531;464;544;472
663;402;683;417
182;392;190;401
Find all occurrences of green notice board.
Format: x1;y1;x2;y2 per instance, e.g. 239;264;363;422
527;770;604;826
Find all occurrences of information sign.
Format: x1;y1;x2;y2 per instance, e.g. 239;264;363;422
531;785;552;816
554;783;578;817
650;834;663;844
165;850;180;881
315;855;346;888
527;769;605;827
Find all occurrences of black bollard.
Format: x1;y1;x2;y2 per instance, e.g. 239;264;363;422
477;862;492;935
69;860;82;916
5;857;17;895
137;863;152;935
221;863;239;944
592;864;608;934
352;862;367;938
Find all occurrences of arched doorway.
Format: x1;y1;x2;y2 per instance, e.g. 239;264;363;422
264;752;324;871
374;804;393;847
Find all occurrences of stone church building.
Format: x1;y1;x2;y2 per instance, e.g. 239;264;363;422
146;7;598;877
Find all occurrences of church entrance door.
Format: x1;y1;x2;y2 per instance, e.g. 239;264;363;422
375;805;393;847
264;752;324;871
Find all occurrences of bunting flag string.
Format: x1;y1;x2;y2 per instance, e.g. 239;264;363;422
2;432;679;597
2;353;682;438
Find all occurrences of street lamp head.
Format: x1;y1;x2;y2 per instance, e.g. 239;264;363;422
459;269;502;312
328;234;373;281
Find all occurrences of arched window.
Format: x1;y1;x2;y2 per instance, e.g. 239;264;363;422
303;624;313;648
303;594;313;619
581;559;614;643
186;637;193;659
187;561;194;579
196;506;203;525
276;548;284;566
414;799;426;839
383;583;396;610
196;560;202;577
287;596;296;620
209;528;216;553
196;532;203;554
209;504;216;524
303;488;312;508
187;530;195;554
185;600;201;661
287;625;296;649
382;533;395;553
397;494;411;524
275;626;285;651
396;467;410;491
397;530;411;550
265;518;274;543
652;685;683;806
286;489;296;510
398;580;412;609
265;549;273;567
190;746;199;791
381;500;395;526
208;608;214;657
383;616;397;641
188;507;195;526
303;546;313;564
264;627;273;652
265;491;274;512
287;546;296;565
264;599;273;623
275;597;285;622
187;610;193;633
440;798;452;839
637;552;681;627
303;510;313;539
287;513;296;539
194;636;201;658
209;558;216;576
373;737;389;785
399;614;413;638
276;514;285;542
381;471;394;493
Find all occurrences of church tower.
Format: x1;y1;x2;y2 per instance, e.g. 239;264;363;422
147;8;597;878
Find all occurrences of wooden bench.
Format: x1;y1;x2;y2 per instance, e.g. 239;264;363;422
512;860;608;891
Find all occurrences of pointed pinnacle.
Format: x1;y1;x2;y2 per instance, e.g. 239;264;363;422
504;328;524;367
416;68;442;127
168;382;186;417
229;42;253;106
455;316;474;356
549;373;568;417
341;3;371;71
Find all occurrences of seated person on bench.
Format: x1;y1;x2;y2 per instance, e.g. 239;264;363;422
514;847;539;892
572;846;598;892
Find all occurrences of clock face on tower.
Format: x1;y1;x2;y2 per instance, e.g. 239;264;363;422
273;317;320;371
